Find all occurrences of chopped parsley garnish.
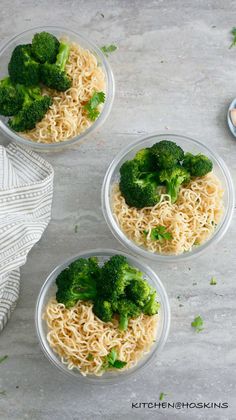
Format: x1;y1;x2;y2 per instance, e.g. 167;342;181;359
74;224;79;233
103;348;127;370
0;391;6;396
84;91;105;121
191;315;204;332
229;27;236;48
87;353;94;361
0;355;8;364
159;392;167;401
144;226;172;242
101;44;117;57
210;277;217;285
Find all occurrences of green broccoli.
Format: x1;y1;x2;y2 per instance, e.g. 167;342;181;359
55;257;101;308
99;255;144;300
0;77;24;116
159;165;190;203
93;299;113;322
32;31;60;63
8;86;52;131
143;290;160;316
126;278;151;307
54;254;160;329
150;140;184;169
40;42;72;91
117;299;141;331
133;147;156;172
119;160;160;208
8;44;40;86
182;152;213;177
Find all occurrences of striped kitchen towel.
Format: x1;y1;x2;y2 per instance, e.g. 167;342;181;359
0;143;54;332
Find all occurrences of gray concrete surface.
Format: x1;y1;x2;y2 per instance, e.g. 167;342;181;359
0;1;236;419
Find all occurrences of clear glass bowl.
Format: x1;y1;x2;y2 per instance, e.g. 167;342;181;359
35;249;170;384
102;133;235;262
0;26;115;151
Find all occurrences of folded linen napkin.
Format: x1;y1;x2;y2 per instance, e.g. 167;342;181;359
0;143;54;332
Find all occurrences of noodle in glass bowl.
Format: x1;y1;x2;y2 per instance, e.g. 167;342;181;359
35;249;170;384
0;26;115;151
102;133;235;262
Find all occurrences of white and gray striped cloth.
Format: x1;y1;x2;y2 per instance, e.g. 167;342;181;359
0;143;54;332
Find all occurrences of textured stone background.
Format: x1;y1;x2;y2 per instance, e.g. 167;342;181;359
0;1;236;419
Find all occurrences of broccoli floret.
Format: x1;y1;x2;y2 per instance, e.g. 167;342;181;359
56;257;101;308
93;299;113;322
159;165;190;203
117;299;141;331
8;86;52;131
99;255;144;300
182;152;213;177
133;148;156;172
32;31;60;63
55;254;159;326
0;77;24;116
143;290;160;316
150;140;184;169
8;44;40;86
119;160;160;208
40;42;72;91
126;278;151;307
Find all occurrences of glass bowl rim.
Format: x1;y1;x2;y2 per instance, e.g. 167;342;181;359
35;248;171;384
0;25;115;150
101;132;235;262
227;97;236;138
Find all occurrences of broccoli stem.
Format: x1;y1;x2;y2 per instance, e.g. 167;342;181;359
76;291;97;300
17;85;41;103
166;181;178;203
56;43;70;70
71;284;97;301
119;314;128;331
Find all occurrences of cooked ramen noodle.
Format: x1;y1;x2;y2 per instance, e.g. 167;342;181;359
23;41;105;143
112;172;224;255
44;299;158;376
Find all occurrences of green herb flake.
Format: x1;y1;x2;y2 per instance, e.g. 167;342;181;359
210;277;217;286
147;226;172;242
103;348;127;371
100;44;117;57
84;91;105;121
159;392;167;401
191;315;204;333
0;355;8;364
107;348;117;365
87;353;94;361
113;360;127;369
74;224;79;233
229;27;236;49
0;390;6;396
